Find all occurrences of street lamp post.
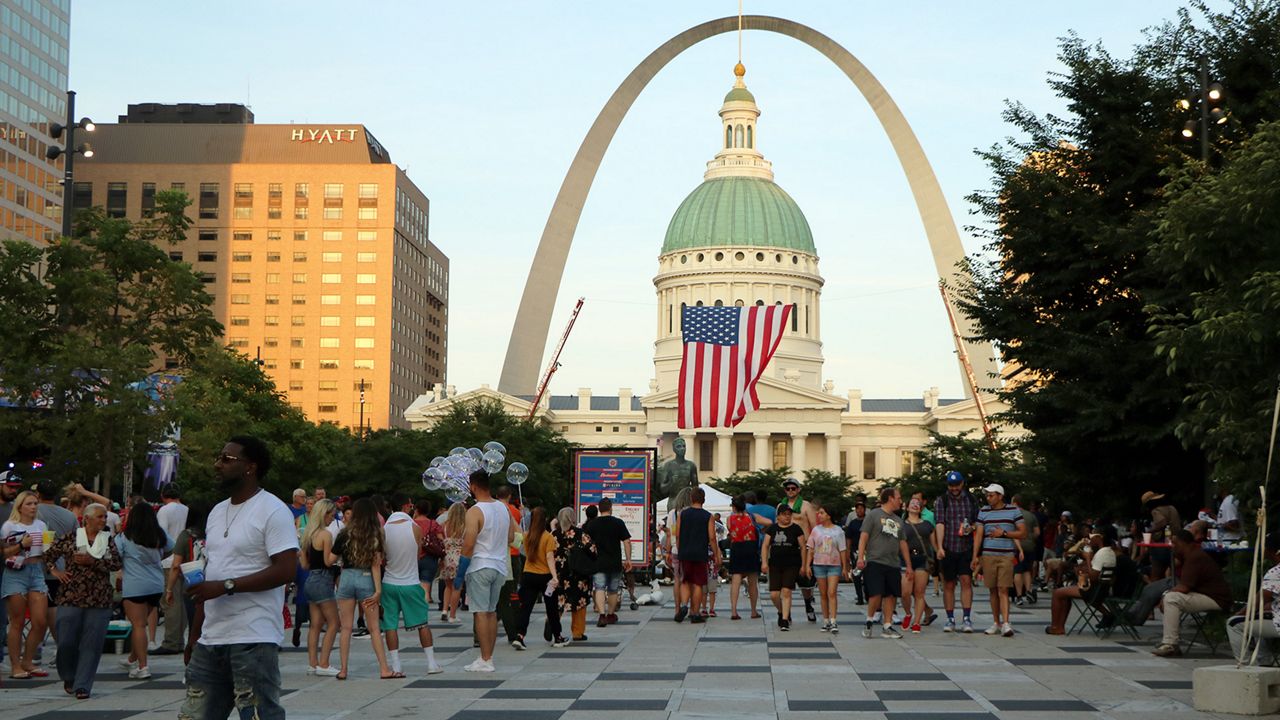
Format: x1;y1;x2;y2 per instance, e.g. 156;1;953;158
1178;62;1227;163
358;378;366;441
45;90;95;238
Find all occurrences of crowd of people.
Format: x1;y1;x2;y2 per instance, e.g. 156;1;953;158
1;437;1277;717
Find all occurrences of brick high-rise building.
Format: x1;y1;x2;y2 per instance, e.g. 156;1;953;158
0;0;71;245
77;109;448;430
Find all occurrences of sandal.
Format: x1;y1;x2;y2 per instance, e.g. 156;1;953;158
336;671;348;681
28;669;48;678
10;672;32;680
730;613;742;620
75;690;90;700
751;611;762;619
381;671;406;679
64;683;75;695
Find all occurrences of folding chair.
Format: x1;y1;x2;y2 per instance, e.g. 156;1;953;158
1068;567;1114;635
1101;587;1142;640
1180;610;1226;655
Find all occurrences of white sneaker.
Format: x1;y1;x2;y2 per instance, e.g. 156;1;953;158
861;625;874;638
118;657;139;670
1001;622;1015;637
819;620;830;632
314;666;340;677
880;625;903;639
464;659;495;673
307;666;317;675
829;621;839;634
962;619;975;633
426;663;444;675
129;666;153;679
983;623;1001;636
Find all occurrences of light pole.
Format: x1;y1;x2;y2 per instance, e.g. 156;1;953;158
1177;62;1227;163
45;90;95;238
358;377;366;441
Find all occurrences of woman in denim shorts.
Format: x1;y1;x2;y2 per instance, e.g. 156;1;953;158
2;491;49;679
332;499;394;680
300;500;341;676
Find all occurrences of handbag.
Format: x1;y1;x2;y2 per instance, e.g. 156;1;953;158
907;522;937;575
423;525;446;558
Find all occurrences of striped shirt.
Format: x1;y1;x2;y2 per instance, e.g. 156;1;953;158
977;505;1024;555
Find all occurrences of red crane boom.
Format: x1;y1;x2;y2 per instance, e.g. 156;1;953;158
527;298;585;420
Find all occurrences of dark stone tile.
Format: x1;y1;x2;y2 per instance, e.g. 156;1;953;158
406;678;505;689
569;641;619;647
990;699;1095;711
1058;645;1138;653
877;689;970;701
887;714;995;720
700;636;766;642
609;620;641;625
133;680;300;692
687;665;770;673
598;672;685;681
860;672;950;681
1008;657;1091;666
484;688;584;699
769;651;842;659
431;645;476;653
769;641;833;647
890;707;998;712
90;672;175;681
789;700;886;712
450;711;564;720
19;713;141;720
570;698;668;711
542;651;618;659
1138;680;1192;689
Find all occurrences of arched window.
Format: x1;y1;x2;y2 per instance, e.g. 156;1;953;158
714;299;724;307
747;125;753;148
696;300;704;307
734;299;745;307
725;126;733;148
756;300;765;306
735;124;744;147
791;303;799;331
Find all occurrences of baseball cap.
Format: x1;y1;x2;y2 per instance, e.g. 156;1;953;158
982;483;1005;496
0;470;21;487
782;478;800;489
945;470;965;485
775;503;793;515
1060;510;1073;519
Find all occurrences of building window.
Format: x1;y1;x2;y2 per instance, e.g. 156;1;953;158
295;183;309;199
354;338;374;349
772;440;788;470
321;295;340;305
355;295;375;305
141;182;156;217
353;359;374;369
234;207;252;219
230;294;250;304
358;183;378;199
269;183;282;199
324;183;343;199
319;359;339;369
199;183;219;219
900;450;917;477
321;274;341;284
319;338;339;348
232;231;251;242
323;231;342;242
293;230;308;242
232;253;251;262
320;316;340;327
317;404;338;413
358;231;376;242
355;274;376;284
292;273;307;283
291;316;305;326
263;337;278;348
736;441;750;472
354;316;374;326
267;231;282;242
293;252;307;262
290;359;304;370
265;294;279;305
356;252;376;262
264;315;279;326
323;207;342;220
319;381;338;391
230;273;250;284
357;207;377;220
289;380;304;391
266;252;280;262
840;451;847;476
197;251;217;262
265;273;280;284
292;295;306;305
699;440;714;471
290;338;304;348
229;316;249;326
228;338;249;348
198;229;217;242
72;182;92;212
322;252;342;262
863;451;877;480
169;251;183;262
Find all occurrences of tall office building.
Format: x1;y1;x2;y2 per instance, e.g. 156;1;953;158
0;0;70;245
77;107;448;430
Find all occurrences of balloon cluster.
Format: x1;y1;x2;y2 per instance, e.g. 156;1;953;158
421;441;529;505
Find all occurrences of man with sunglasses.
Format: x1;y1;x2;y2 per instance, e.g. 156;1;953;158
781;478;819;623
181;437;298;720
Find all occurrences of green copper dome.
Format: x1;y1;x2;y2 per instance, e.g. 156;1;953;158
662;176;815;254
724;86;756;103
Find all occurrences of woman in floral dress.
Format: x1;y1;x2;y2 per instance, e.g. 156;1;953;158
552;507;597;642
438;502;466;623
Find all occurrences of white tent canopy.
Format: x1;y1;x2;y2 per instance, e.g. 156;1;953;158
656;483;733;519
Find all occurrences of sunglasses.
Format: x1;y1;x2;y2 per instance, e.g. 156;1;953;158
215;453;242;464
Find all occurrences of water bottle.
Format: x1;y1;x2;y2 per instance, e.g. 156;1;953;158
961;518;971;536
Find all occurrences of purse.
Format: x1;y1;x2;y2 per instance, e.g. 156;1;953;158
423;524;446;558
907;522;937;575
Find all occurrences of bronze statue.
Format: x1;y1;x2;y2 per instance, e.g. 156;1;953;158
657;437;699;502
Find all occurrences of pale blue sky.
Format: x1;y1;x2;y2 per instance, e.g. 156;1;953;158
70;1;1213;400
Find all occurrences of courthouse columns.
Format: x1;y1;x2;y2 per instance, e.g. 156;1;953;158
716;431;733;477
754;433;770;471
825;433;841;473
791;433;807;474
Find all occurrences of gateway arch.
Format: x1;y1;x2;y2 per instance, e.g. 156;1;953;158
498;14;999;397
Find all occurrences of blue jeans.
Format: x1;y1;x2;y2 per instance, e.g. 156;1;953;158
179;642;284;720
55;606;111;695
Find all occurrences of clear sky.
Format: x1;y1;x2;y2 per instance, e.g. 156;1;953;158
69;1;1217;401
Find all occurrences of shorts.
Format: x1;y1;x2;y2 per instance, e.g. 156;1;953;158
939;552;973;581
812;564;842;579
417;555;439;585
125;593;163;608
980;555;1015;589
464;567;505;613
1014;554;1032;573
0;564;47;598
679;559;708;587
592;570;623;593
379;582;430;631
304;570;337;603
768;564;799;590
862;562;901;599
336;568;376;601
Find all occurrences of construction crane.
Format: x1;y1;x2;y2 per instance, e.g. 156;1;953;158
939;281;997;451
527;297;585;420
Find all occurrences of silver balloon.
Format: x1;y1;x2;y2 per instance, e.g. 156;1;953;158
483;441;506;455
466;447;484;464
421;470;438;491
506;461;530;486
449;446;467;457
445;486;469;504
429;456;446;468
482;449;505;474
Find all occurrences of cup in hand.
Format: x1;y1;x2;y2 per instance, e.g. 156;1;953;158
42;530;55;547
181;559;206;586
1142;532;1152;544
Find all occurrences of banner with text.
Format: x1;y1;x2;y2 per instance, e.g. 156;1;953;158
573;449;656;567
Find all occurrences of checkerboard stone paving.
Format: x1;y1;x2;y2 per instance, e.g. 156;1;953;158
0;584;1251;719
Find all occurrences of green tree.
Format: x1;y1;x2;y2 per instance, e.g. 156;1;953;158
0;191;220;492
708;467;791;507
799;469;857;523
958;1;1280;513
1148;121;1280;495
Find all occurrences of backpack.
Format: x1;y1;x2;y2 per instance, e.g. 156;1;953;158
422;524;446;558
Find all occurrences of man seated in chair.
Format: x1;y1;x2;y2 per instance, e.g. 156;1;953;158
1226;532;1280;665
1045;527;1116;634
1153;529;1232;657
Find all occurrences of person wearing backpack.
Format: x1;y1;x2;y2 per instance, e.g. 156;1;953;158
933;471;981;633
413;499;445;604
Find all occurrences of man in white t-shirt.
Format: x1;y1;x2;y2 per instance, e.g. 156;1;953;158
155;484;189;655
1044;529;1117;634
182;436;298;720
1215;489;1243;542
381;493;442;677
455;470;513;673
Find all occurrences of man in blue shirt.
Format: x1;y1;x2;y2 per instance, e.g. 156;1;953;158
971;484;1025;637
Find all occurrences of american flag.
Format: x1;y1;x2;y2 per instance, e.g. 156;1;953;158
678;304;791;429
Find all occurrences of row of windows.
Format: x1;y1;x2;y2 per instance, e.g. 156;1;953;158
172;250;378;264
251;358;374;371
678;250;803;265
229;336;377;349
0;84;51;124
6;0;69;40
285;381;372;392
724;122;754;150
229;315;376;327
0;6;68;77
0;56;60;117
202;272;379;285
229;293;378;305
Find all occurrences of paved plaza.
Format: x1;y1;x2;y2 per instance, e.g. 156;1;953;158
0;583;1246;720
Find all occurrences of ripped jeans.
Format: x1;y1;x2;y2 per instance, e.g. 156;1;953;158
179;642;283;720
